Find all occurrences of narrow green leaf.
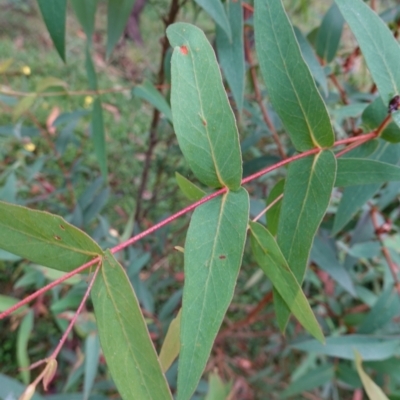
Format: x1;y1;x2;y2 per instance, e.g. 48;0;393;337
91;99;108;179
167;23;242;190
0;201;103;272
216;0;245;112
175;172;205;201
178;188;249;400
335;159;400;187
83;333;100;400
159;309;181;373
17;310;34;384
133;81;173;122
106;0;136;59
266;179;284;236
275;150;336;331
335;0;400;128
292;335;400;361
13;94;37;121
37;0;66;62
194;0;231;40
250;222;324;343
70;0;98;44
35;77;68;93
332;141;400;235
85;47;98;91
92;250;172;400
254;0;334;151
315;3;344;63
355;351;390;400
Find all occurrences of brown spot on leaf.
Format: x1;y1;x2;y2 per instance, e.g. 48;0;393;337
59;225;65;230
180;45;188;55
54;235;61;240
219;255;226;259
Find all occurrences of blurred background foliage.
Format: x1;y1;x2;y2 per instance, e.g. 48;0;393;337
1;0;400;399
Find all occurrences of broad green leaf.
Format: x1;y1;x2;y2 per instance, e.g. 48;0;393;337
106;0;135;58
133;81;173;122
175;172;205;201
194;0;231;40
292;335;400;361
205;372;232;400
37;0;66;62
216;0;245;112
178;188;249;400
316;3;344;63
294;26;328;97
275;150;336;331
266;179;284;236
332;141;400;235
167;23;242;190
92;250;172;400
362;97;400;143
159;309;181;373
70;0;98;44
13;94;37;121
281;364;334;399
17;310;34;384
250;222;324;343
335;0;400;128
355;351;390;400
335;159;400;187
254;0;334;151
0;201;103;272
35;77;68;93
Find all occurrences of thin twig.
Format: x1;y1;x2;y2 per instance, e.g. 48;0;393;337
252;193;284;223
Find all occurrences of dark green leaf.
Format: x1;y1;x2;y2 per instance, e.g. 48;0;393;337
106;0;136;59
266;179;285;236
316;3;344;63
83;334;100;400
70;0;98;44
335;0;400;128
17;310;34;384
255;0;334;151
275;150;336;331
92;250;172;400
37;0;66;61
178;188;249;400
133;81;173;122
335;159;400;187
194;0;231;40
167;23;242;190
175;172;205;201
0;201;103;272
91;99;108;179
250;222;324;343
216;0;245;112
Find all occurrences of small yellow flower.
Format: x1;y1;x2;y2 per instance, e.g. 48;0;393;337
84;96;94;108
21;65;31;76
24;143;36;152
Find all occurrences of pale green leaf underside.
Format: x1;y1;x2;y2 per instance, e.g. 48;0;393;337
178;188;249;400
92;250;172;400
0;200;103;272
250;222;324;343
275;150;337;331
175;172;205;201
167;23;242;190
255;0;334;151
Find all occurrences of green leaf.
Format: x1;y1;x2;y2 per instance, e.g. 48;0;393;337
266;179;284;236
194;0;231;40
335;159;400;187
175;172;205;201
205;372;232;400
91;99;108;179
70;0;98;45
332;141;400;235
335;0;400;128
92;250;172;400
13;94;37;121
0;373;44;400
294;26;328;97
292;335;400;361
17;310;34;384
133;81;173;122
216;0;245;112
83;333;100;400
159;309;181;373
178;188;249;400
275;150;337;331
254;0;334;151
106;0;136;58
37;0;66;62
167;23;242;190
0;201;103;272
355;351;390;400
250;222;324;343
315;3;344;63
35;77;68;93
